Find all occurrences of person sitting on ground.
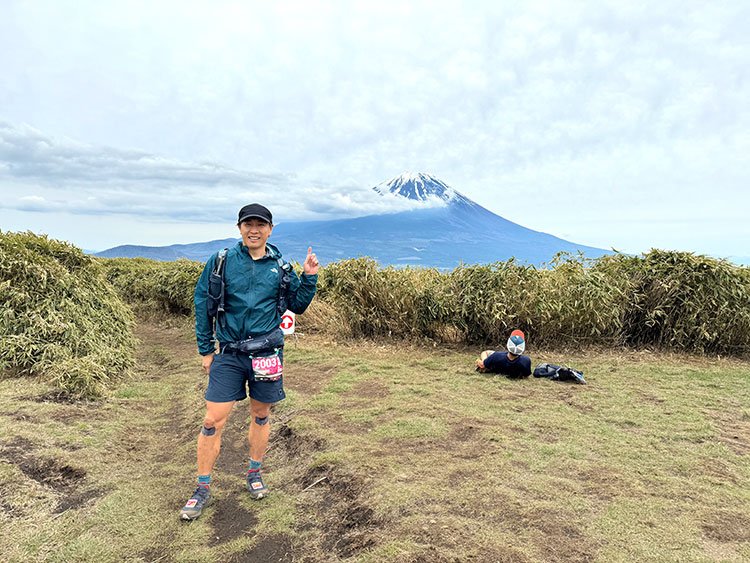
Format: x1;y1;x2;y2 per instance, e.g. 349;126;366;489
475;329;532;378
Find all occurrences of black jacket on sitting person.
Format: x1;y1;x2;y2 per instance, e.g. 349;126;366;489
481;352;532;378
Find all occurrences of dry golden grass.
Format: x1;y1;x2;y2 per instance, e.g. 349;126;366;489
101;250;750;357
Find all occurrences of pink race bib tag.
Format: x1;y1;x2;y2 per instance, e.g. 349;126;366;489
252;352;283;381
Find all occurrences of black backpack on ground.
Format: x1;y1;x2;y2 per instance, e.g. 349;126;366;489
533;363;587;385
207;248;293;328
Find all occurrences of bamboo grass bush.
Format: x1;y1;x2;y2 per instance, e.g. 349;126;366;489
529;253;633;347
318;257;443;338
0;232;136;396
99;249;750;356
436;259;540;344
101;257;202;314
619;250;750;355
316;252;750;354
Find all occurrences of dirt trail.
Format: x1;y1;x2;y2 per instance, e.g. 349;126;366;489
136;318;380;562
135;320;289;560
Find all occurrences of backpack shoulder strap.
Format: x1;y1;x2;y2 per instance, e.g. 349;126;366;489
215;248;228;274
276;258;293;314
210;248;229;329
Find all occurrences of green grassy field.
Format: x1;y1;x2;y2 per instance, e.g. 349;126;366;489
1;317;749;562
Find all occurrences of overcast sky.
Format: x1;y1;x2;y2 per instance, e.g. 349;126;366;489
1;0;748;258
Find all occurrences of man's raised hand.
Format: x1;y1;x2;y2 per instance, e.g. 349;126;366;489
303;246;319;275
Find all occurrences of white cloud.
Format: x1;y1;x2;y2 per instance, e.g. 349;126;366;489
0;1;748;255
0;121;435;227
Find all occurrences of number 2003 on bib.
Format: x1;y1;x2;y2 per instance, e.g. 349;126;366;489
251;353;283;381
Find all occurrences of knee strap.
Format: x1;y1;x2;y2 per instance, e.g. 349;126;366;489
201;425;216;436
254;416;269;426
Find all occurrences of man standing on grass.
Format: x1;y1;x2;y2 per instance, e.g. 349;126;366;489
475;329;532;378
181;203;319;521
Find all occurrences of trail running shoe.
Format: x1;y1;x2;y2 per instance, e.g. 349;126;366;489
246;470;269;499
180;485;211;521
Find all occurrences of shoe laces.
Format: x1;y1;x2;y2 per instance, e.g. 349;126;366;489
192;485;210;501
247;470;264;483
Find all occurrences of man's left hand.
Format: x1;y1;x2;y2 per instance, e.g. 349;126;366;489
303;246;320;275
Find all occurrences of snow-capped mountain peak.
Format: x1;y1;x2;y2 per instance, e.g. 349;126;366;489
97;171;610;267
373;172;459;203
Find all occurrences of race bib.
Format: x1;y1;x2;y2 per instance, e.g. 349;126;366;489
252;352;283;381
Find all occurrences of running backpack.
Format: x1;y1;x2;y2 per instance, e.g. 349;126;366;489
533;363;587;385
207;248;293;328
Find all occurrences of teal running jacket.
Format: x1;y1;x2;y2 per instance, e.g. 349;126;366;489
194;242;317;355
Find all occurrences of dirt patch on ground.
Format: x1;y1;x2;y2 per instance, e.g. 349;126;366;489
577;466;629;501
559;390;594;414
124;320;215;479
319;409;382;436
0;437;103;514
208;496;258;546
702;510;750;542
534;518;597;562
212;407;252;473
193;414;379;561
156;401;203;463
135;316;197;357
138;547;171;563
444;420;506;460
700;457;741;485
270;422;382;559
2;409;41;424
448;423;481;442
718;421;750;456
285;363;339;397
344;379;390;400
411;546;533;563
4;439;85;488
0;495;24;519
496;505;596;563
294;464;379;558
319;488;378;557
30;390;101;405
228;533;293;562
273;422;327;461
55;486;106;514
438;493;596;562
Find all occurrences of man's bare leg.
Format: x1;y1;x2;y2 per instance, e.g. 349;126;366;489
197;400;235;474
246;398;273;499
181;400;235;520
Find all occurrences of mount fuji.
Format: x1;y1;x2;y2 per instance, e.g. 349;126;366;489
95;172;609;268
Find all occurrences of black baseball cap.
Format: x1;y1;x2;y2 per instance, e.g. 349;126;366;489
237;203;273;225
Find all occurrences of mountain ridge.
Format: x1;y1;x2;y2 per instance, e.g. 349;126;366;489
95;172;610;267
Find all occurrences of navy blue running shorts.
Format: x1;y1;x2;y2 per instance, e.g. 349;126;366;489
205;351;286;404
